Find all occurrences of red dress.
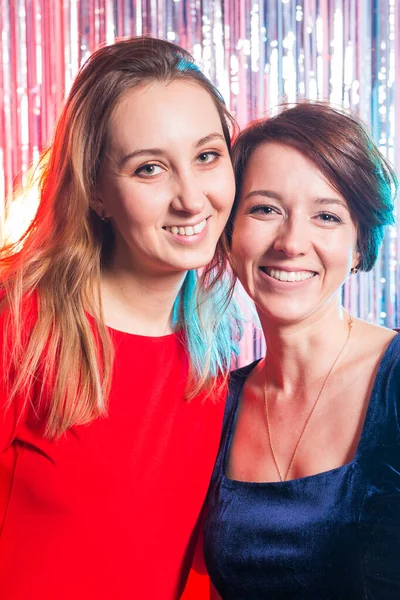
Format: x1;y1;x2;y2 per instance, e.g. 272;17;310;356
0;314;225;599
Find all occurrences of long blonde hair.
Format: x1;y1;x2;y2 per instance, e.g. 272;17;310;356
0;37;239;438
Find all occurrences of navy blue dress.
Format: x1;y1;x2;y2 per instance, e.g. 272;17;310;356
204;333;400;599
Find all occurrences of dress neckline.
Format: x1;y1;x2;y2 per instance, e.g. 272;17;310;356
222;331;400;487
86;310;180;341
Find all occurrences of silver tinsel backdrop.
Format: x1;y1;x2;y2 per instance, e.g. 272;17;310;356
0;0;399;361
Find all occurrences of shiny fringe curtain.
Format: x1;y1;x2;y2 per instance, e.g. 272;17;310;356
0;0;399;360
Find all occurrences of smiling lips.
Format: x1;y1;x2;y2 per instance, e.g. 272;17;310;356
262;267;316;282
163;218;207;237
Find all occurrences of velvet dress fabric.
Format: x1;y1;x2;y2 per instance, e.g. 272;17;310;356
204;332;400;599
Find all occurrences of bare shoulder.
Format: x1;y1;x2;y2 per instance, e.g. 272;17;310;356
352;318;397;361
338;319;398;408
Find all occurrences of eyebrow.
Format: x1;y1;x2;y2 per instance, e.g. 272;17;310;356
195;133;226;148
314;197;349;210
244;190;283;201
119;132;225;167
244;190;349;210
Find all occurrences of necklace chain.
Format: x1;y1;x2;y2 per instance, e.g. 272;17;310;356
263;316;353;482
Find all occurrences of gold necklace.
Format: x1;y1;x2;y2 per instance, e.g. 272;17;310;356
263;316;353;482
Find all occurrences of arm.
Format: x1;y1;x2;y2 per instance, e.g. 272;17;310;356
180;513;221;599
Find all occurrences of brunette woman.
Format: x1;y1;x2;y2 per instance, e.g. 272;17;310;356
204;102;400;599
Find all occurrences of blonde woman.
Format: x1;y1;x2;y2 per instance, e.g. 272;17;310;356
0;37;239;599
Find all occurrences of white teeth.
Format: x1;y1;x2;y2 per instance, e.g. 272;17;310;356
164;219;207;236
266;268;315;282
193;221;205;234
280;271;288;282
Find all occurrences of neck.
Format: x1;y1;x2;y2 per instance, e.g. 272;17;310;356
259;302;352;395
100;265;186;337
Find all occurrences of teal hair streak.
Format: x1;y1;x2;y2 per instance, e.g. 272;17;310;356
176;57;226;106
171;56;238;379
173;269;241;385
176;57;201;73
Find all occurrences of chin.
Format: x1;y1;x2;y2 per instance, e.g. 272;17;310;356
185;253;217;271
166;259;212;274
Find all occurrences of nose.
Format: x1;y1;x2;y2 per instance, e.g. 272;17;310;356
170;171;207;215
273;215;311;257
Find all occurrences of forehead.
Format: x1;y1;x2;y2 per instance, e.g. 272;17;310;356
244;142;319;177
107;80;224;155
241;142;342;197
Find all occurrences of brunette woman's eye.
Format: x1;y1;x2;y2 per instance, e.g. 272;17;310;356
316;212;342;224
248;205;278;215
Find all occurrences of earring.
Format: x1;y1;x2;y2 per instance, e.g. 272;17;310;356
100;210;110;222
350;266;358;275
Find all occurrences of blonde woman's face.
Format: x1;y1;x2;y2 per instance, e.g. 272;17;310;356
97;80;235;276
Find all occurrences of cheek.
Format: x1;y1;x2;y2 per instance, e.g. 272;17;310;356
320;232;357;270
208;166;235;211
111;184;168;226
231;234;253;259
231;217;271;259
230;224;260;278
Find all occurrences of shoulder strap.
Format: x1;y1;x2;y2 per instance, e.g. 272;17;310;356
211;360;261;482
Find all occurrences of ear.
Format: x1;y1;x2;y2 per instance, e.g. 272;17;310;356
91;192;111;220
352;248;361;270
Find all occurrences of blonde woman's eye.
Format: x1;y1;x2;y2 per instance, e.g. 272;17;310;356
197;151;221;164
134;164;164;177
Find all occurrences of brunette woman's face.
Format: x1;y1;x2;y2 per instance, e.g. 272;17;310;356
97;80;235;277
231;142;359;326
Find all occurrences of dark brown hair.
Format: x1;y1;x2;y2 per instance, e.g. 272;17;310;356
226;101;397;271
